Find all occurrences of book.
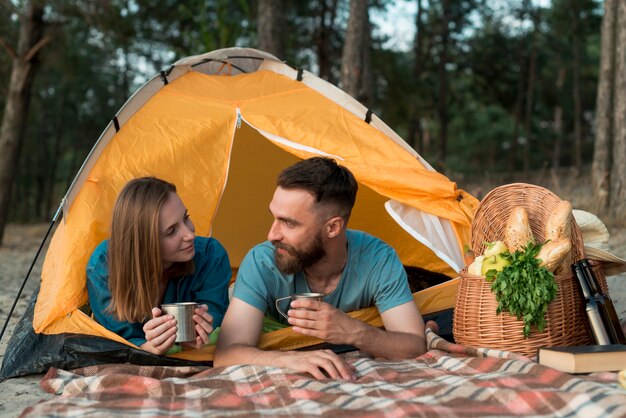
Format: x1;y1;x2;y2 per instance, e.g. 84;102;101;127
538;344;626;374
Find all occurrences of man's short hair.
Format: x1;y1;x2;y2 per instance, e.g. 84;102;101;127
277;157;358;220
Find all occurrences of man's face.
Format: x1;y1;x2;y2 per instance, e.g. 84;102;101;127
268;187;327;274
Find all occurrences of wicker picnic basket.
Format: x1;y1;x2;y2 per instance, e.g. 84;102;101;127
452;183;607;357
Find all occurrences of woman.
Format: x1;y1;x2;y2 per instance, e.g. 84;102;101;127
86;177;231;355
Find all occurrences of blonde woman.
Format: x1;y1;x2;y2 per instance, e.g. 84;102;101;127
86;177;231;355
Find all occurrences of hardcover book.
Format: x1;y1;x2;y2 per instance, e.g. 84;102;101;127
538;344;626;374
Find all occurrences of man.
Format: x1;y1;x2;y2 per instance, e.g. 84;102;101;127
214;157;426;379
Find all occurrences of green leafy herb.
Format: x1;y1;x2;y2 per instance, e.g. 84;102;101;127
486;242;558;338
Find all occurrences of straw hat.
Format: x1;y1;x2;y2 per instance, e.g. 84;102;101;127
573;209;626;276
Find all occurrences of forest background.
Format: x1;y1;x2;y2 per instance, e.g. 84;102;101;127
1;0;625;248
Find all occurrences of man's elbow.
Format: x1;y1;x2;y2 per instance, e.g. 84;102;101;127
213;342;254;368
391;333;427;360
212;349;226;368
213;343;233;368
411;334;427;357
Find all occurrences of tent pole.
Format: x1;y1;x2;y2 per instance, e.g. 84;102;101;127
0;200;63;345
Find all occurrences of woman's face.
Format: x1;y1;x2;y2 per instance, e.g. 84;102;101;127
159;192;195;269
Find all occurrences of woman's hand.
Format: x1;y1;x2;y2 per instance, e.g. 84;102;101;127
181;304;214;350
140;307;177;355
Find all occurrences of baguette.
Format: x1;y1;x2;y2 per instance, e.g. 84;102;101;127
545;200;572;241
505;206;535;252
537;237;572;272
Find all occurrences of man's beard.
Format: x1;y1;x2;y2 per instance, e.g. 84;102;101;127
273;233;326;275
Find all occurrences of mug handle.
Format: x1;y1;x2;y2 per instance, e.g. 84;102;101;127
275;296;292;320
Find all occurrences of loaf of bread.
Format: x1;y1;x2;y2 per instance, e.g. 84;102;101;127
505;206;535;252
545;200;572;241
537;237;572;272
542;200;573;273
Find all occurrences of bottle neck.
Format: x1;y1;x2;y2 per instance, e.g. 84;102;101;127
579;259;601;295
572;263;594;299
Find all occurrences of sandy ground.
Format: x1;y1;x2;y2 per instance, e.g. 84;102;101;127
0;222;625;417
0;224;56;417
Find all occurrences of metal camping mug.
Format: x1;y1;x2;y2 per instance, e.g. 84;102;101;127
275;293;324;320
161;302;198;342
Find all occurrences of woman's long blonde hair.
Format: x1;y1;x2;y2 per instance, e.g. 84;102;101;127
107;177;193;322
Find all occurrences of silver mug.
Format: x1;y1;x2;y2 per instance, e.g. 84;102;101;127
275;293;324;320
161;302;198;342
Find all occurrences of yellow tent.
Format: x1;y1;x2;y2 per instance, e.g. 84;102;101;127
32;47;477;361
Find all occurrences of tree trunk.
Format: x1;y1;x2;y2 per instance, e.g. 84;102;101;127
340;0;368;101
592;0;617;215
510;58;525;177
509;0;531;178
408;0;425;152
0;0;47;246
66;142;81;192
35;115;48;220
611;0;626;222
43;132;61;220
436;0;450;170
359;17;373;106
43;102;65;220
422;117;431;156
571;7;583;177
314;0;338;81
551;67;566;174
523;25;538;176
10;162;23;221
257;0;284;59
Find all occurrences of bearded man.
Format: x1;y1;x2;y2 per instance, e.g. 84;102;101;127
214;157;426;379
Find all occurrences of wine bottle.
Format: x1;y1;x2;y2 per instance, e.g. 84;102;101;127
579;259;626;345
572;261;611;345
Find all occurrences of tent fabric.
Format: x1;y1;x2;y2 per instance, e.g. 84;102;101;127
26;47;476;361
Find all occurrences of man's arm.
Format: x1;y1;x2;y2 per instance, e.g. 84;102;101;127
288;299;426;359
214;298;355;379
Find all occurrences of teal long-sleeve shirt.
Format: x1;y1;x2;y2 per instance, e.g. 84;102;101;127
86;237;231;347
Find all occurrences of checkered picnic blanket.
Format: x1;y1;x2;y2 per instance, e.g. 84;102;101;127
21;330;626;417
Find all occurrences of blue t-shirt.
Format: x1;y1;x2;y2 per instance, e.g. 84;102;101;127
233;230;413;325
86;236;231;346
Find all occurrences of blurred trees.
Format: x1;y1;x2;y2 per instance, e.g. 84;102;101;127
0;0;610;233
592;0;626;222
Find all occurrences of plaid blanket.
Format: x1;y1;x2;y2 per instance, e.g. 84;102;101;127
22;330;626;417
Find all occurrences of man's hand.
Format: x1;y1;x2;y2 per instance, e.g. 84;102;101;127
215;298;355;380
279;350;356;380
289;300;426;360
141;307;177;355
181;304;214;350
287;299;358;345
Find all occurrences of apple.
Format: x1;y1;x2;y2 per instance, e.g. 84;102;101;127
483;240;508;258
481;254;510;277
